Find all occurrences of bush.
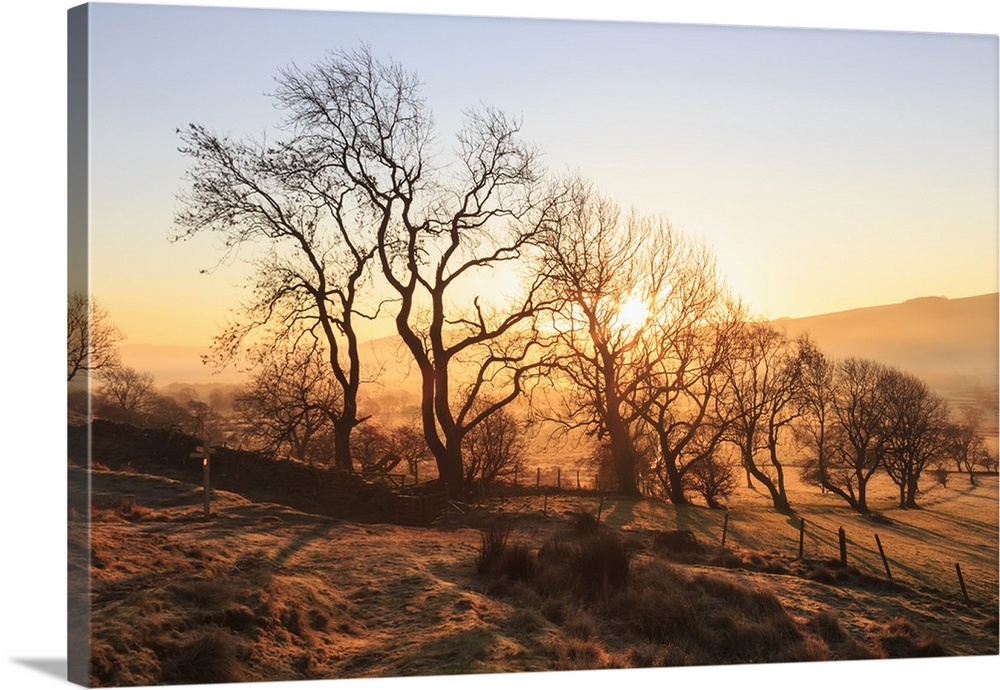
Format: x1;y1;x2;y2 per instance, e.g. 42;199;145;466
930;466;949;488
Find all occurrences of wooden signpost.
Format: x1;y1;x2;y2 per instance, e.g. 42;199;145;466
190;442;217;519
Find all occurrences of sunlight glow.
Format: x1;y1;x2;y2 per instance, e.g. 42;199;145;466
614;295;650;333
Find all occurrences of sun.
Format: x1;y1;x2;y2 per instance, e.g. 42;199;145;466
615;295;650;332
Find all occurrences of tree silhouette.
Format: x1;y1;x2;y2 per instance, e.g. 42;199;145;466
538;189;655;496
175;98;380;470
944;405;993;485
270;46;565;497
67;291;124;382
881;367;951;508
96;366;155;425
722;323;802;513
232;344;342;466
798;351;890;513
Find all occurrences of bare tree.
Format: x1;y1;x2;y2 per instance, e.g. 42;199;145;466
684;451;739;509
881;367;951;508
96;366;155;425
538;190;663;496
944;406;992;485
636;295;745;505
722;323;802;513
232;344;342;466
67;291;124;382
385;424;432;481
462;401;530;486
175;89;380;470
272;46;564;497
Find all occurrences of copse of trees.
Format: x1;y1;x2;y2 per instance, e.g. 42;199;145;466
170;44;991;509
794;349;975;511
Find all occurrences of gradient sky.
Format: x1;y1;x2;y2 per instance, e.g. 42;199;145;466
83;1;999;347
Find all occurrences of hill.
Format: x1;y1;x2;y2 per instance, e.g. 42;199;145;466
775;293;998;423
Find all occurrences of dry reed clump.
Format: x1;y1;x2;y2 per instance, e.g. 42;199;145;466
156;627;248;685
866;617;947;658
476;524;535;582
92;495;155;522
806;610;876;660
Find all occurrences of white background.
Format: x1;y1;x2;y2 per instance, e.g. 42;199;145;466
1;2;997;689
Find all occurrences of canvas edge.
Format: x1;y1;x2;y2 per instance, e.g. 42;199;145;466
67;3;92;687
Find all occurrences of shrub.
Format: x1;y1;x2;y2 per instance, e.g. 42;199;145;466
930;466;949;488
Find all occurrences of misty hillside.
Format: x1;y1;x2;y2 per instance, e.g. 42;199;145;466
119;294;998;417
775;293;998;411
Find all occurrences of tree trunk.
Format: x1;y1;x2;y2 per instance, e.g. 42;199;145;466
332;419;354;472
905;475;919;508
438;442;466;501
744;445;790;513
856;477;869;514
610;431;640;497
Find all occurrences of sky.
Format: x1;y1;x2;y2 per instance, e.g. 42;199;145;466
2;3;999;690
75;1;999;348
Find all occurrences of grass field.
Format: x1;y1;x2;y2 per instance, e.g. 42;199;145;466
73;452;998;686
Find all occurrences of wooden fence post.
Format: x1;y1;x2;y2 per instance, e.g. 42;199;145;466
798;517;805;559
557;467;561;490
956;563;971;605
874;534;892;579
721;512;730;547
597;495;605;521
536;467;540;489
577;469;581;490
838;526;847;566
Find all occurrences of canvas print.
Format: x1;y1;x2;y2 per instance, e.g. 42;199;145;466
67;2;999;687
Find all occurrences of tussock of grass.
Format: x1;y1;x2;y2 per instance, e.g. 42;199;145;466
92;495;155;522
158;627;248;685
866;617;947;658
652;529;705;555
536;532;631;597
476;525;535;581
806;610;875;660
